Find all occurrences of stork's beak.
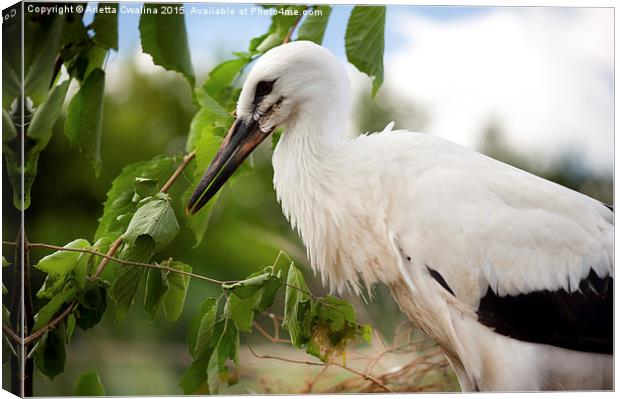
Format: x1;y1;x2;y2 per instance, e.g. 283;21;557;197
186;117;272;215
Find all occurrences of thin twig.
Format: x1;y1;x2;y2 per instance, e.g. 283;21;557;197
23;301;77;345
282;7;307;44
24;242;227;286
246;344;392;392
301;364;330;393
252;321;290;344
92;236;123;278
2;324;21;344
160;150;196;193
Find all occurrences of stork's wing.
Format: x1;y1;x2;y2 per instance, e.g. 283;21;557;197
476;268;612;354
364;132;614;354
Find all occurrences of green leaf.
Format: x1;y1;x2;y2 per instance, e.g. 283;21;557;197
5;79;69;210
203;57;250;97
95;155;176;240
133;177;158;200
35;330;66;380
361;324;372;344
110;236;153;322
195;89;235;122
74;370;106;396
73;251;92;291
27;80;70;143
24;16;64;106
64;68;106;175
92;4;118;50
33;287;76;331
111;266;144;322
182;128;224;246
144;268;168;321
345;6;386;96
123;193;179;251
75;288;107;331
180;352;210;394
139;4;195;88
297;6;332;44
229;294;260;333
34;239;91;277
36;274;68;300
316;295;355;331
283;265;311;347
188;297;218;358
65;314;76;344
162;260;191;321
208;322;240;393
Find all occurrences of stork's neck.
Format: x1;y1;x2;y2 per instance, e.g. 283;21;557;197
271;97;352;285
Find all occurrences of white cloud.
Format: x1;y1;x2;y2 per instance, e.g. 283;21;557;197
385;8;613;174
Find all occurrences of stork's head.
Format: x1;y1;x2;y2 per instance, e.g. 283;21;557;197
186;41;350;215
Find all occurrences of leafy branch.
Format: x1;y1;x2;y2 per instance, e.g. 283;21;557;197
2;3;388;395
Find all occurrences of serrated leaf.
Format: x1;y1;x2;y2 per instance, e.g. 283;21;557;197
283;265;310;347
139;4;195;88
34;239;91;277
162;260;191;321
74;370;106;396
123;193;179;251
144;268;168;321
110;236;153;321
92;4;118;50
297;6;332;44
64;68;106;175
95;155;176;240
35;330;66;380
188;297;218;358
182;129;224;246
33;287;77;331
345;6;385;96
27;79;70;143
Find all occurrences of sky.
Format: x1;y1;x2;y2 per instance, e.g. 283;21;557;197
97;3;614;175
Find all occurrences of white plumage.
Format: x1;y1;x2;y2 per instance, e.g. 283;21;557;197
188;41;613;391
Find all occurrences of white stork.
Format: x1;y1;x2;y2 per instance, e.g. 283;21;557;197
187;41;614;391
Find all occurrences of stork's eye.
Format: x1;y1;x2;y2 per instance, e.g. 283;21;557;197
254;80;275;101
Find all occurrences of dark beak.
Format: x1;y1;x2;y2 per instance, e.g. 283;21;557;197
186;117;272;215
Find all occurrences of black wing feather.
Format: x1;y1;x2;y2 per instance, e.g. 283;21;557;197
476;268;613;354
